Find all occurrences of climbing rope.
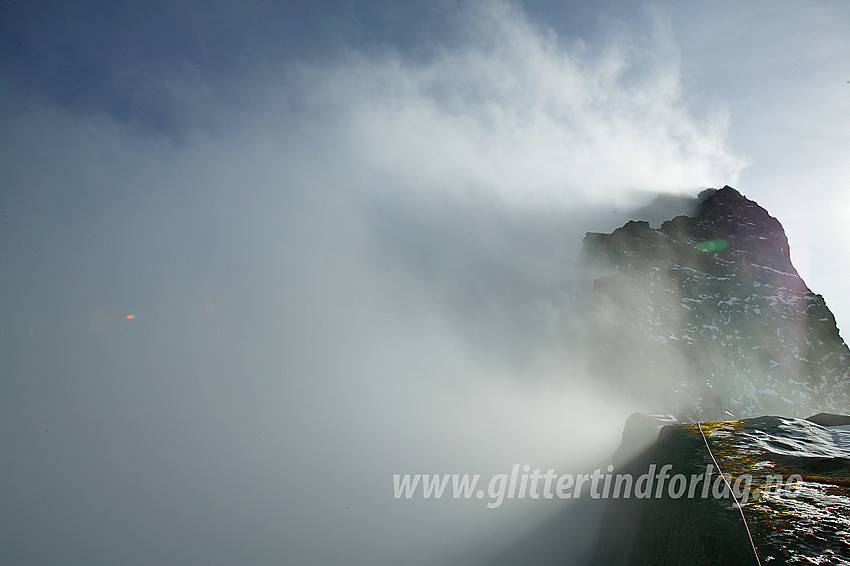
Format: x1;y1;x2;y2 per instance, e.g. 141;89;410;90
697;421;763;566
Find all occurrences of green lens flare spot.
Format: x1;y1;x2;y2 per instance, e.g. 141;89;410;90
696;238;728;252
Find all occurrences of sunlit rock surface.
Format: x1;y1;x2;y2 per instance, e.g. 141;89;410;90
582;186;850;420
591;414;850;566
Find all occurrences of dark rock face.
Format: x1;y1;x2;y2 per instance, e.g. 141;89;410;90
591;415;850;565
583;186;850;420
807;412;850;427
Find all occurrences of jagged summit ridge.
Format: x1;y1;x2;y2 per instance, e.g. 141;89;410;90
583;186;850;420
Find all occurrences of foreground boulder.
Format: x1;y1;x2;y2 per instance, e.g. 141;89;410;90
591;414;850;565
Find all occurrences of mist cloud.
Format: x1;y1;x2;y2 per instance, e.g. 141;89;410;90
279;1;743;207
1;2;745;565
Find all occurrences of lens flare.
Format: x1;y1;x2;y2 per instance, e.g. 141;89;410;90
125;314;135;320
696;238;728;252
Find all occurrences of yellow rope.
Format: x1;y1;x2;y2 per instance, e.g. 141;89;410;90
697;422;762;566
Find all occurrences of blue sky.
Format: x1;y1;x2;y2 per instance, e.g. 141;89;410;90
2;2;849;565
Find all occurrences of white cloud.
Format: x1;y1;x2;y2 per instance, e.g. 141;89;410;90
276;0;743;207
1;2;749;565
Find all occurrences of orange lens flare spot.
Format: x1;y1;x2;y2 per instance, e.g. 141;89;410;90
125;314;135;320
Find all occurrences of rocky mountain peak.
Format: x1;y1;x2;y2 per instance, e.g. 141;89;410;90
688;186;795;272
582;186;850;420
